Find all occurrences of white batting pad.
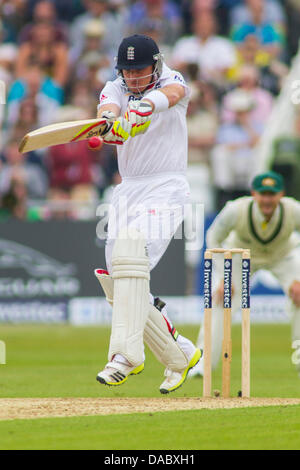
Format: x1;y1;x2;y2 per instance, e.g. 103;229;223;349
94;269;114;304
144;305;188;372
109;227;150;366
94;268;188;371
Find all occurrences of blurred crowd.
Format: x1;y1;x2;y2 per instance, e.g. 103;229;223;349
1;0;300;221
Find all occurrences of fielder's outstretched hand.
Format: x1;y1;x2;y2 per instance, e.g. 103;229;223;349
125;100;152;137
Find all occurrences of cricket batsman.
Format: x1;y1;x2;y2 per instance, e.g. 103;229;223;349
191;171;300;377
91;34;201;393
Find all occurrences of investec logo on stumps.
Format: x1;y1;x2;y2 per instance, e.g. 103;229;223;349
242;259;250;308
223;259;232;308
204;259;212;309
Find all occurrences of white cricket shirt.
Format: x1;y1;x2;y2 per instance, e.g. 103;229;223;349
98;64;190;178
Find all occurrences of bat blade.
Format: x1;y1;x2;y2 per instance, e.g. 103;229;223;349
19;118;111;153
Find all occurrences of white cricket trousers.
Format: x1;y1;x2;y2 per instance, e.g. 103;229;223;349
105;172;195;360
105;172;190;273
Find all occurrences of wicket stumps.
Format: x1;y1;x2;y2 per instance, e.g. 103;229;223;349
203;248;251;398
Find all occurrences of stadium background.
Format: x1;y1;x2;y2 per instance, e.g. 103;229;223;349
0;0;299;324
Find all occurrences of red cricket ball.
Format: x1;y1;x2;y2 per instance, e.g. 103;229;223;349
88;136;104;150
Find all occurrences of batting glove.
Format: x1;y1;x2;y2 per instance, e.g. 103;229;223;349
100;110;116;122
125;100;152;137
103;117;132;145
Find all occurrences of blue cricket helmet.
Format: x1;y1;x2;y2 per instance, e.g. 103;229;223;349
116;34;161;70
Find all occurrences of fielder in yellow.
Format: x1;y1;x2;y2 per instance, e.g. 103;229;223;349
191;171;300;377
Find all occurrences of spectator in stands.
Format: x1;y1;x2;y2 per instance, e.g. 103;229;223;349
134;18;174;65
128;0;182;46
71;19;111;89
15;21;69;87
0;139;48;199
19;0;69;45
183;0;234;36
0;0;26;42
187;81;218;166
228;33;288;95
25;0;85;23
71;18;105;63
229;34;270;79
70;0;125;58
211;89;262;210
172;11;236;86
0;41;18;142
6;98;39;146
108;0;129;37
231;0;284;59
0;177;43;221
0;20;18;133
193;0;216;12
230;0;286;33
0;42;18;90
221;64;273;125
83;52;110;97
69;80;95;118
6;65;63;129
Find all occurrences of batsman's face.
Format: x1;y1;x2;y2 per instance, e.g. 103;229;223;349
252;190;284;218
122;65;153;94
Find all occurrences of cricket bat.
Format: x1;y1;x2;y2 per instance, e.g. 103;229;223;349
19;118;112;153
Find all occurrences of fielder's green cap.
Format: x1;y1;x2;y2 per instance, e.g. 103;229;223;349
251;171;284;193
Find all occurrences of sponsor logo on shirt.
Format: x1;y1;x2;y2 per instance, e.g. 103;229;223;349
173;74;185;84
128;95;142;102
100;94;108;103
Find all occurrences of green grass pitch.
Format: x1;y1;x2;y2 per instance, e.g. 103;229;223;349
0;323;299;450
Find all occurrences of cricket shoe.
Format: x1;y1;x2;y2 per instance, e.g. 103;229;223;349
159;348;202;394
188;360;204;378
97;360;144;386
